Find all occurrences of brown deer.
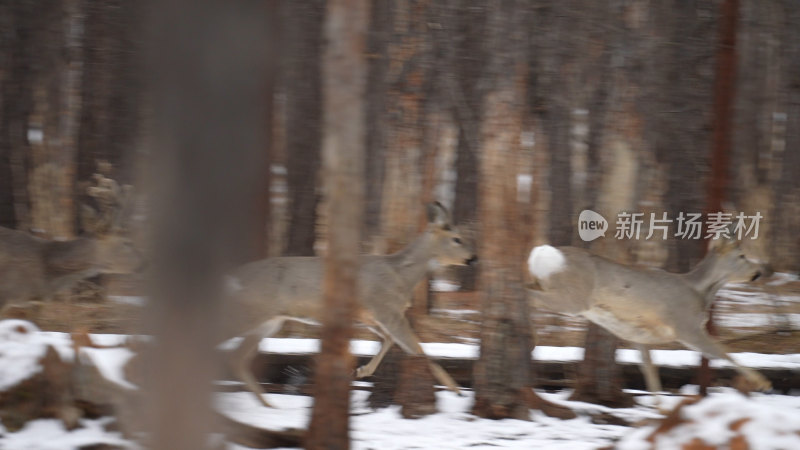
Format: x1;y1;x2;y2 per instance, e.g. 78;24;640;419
223;202;477;407
0;174;144;309
526;237;771;404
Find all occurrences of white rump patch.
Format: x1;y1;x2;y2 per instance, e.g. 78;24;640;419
527;245;566;280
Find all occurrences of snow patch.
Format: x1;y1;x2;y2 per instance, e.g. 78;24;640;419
79;347;137;390
617;392;800;450
0;418;134;450
0;320;49;391
527;245;566;280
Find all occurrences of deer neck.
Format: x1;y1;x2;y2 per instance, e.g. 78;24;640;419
389;231;437;286
684;253;729;299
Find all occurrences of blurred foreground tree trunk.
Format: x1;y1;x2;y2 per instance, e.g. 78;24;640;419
145;1;270;448
306;0;368;448
283;0;324;257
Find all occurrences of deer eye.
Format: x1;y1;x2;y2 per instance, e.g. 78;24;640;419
452;237;462;244
739;255;746;259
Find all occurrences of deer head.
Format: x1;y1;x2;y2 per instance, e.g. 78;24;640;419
425;202;478;267
706;235;767;284
76;172;144;275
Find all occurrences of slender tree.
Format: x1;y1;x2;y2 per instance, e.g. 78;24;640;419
698;0;739;396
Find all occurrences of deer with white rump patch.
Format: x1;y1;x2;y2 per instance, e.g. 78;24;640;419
526;237;771;402
223;202;477;407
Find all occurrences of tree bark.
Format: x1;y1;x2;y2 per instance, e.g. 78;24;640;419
27;0;84;238
305;0;368;448
569;324;634;407
699;0;739;397
771;0;800;274
363;0;392;250
283;0;324;257
77;0;142;186
471;1;537;421
450;1;486;291
0;1;42;230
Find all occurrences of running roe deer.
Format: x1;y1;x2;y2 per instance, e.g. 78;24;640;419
223;202;477;407
526;237;771;401
0;174;144;309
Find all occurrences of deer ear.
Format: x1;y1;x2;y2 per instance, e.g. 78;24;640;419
708;234;737;252
426;201;451;228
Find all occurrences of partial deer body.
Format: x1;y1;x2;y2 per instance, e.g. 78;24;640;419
224;202;477;407
526;239;770;399
0;173;142;309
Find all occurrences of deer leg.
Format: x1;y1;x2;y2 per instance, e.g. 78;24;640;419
679;330;772;391
379;318;462;396
355;330;395;379
636;344;662;393
229;317;286;408
636;344;665;411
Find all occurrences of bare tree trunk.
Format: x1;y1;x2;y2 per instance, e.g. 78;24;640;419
570;324;633;407
650;0;716;273
305;0;368;448
365;0;439;418
0;1;42;230
450;1;486;291
472;1;538;421
699;0;738;397
283;0;324;257
771;0;800;273
363;0;391;250
144;1;270;448
569;1;635;409
27;0;84;238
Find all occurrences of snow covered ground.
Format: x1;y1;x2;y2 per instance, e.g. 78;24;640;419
3;385;799;449
2;323;800;449
217;387;800;450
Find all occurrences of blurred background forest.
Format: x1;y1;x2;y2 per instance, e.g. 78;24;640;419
2;0;799;275
1;0;800;447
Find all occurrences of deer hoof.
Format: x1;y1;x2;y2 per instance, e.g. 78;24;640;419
255;393;275;408
752;376;772;392
354;366;371;379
